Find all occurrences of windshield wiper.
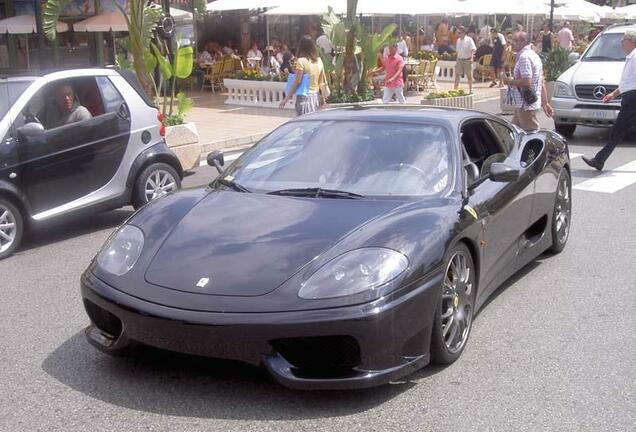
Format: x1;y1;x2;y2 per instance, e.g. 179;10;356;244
584;55;623;61
217;177;251;193
267;187;364;199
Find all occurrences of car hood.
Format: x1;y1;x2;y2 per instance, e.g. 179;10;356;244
559;60;624;85
144;191;404;297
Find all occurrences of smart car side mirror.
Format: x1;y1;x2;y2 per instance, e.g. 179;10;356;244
207;151;225;174
17;122;45;139
489;163;519;183
568;52;580;65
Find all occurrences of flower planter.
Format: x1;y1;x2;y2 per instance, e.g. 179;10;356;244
165;122;201;171
224;78;294;109
421;94;473;109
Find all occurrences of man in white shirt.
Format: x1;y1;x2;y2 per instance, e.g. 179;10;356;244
583;30;636;171
454;26;477;93
246;42;263;67
557;22;574;51
316;33;335;55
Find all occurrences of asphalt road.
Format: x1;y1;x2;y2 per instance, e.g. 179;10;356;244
1;104;635;431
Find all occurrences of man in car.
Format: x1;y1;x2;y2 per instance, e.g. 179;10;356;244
583;30;636;171
45;84;92;129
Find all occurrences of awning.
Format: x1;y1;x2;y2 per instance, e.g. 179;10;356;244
207;0;282;11
73;11;128;32
0;15;69;34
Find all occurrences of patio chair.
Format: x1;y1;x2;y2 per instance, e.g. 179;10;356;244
424;59;438;90
476;54;493;82
408;61;429;92
210;62;224;92
221;56;236;79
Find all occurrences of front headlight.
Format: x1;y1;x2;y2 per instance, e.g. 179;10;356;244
96;225;145;276
553;81;574;98
298;248;409;300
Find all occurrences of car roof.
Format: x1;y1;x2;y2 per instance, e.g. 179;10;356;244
0;67;119;80
603;23;636;34
290;104;493;126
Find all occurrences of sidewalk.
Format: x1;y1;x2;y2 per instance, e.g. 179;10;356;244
185;81;502;157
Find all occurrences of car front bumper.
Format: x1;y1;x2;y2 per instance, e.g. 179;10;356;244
552;96;620;128
80;269;442;390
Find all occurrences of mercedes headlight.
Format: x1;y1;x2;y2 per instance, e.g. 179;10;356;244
298;248;409;300
553;81;574;98
96;225;145;276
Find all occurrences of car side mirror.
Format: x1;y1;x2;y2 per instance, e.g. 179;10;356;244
568;52;580;65
17;122;45;140
489;162;520;183
207;151;225;174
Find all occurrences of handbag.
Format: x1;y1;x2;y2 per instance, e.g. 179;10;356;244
285;73;310;97
521;87;538;105
319;81;331;99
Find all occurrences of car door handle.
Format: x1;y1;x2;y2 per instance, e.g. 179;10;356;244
116;103;130;121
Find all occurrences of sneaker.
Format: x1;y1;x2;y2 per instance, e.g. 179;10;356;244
582;156;604;171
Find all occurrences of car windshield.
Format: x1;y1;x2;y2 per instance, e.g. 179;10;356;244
225;120;454;198
582;33;626;62
0;80;33;120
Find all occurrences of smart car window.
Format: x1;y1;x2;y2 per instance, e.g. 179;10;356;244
96;77;124;113
0;80;32;121
582;33;625;62
227;120;454;197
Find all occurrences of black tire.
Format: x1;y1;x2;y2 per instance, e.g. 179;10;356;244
431;243;477;365
0;198;24;260
555;123;576;138
132;162;181;210
548;170;572;254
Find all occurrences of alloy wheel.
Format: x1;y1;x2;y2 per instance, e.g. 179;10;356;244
144;169;178;202
441;250;475;354
554;175;571;246
0;204;17;254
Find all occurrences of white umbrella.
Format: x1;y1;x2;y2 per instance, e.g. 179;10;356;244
207;0;282;11
170;7;193;21
550;0;603;23
599;5;628;20
73;11;128;32
0;14;68;33
617;4;636;20
0;15;69;70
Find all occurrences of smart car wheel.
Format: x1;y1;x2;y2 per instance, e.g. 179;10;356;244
548;170;571;254
132;163;181;209
0;198;24;260
431;243;476;365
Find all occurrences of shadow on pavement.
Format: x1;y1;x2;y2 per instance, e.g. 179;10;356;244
42;332;421;420
20;209;133;252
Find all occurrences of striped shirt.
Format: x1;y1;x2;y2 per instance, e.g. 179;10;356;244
511;45;543;111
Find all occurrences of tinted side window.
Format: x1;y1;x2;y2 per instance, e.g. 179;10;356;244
488;120;515;154
96;76;124;113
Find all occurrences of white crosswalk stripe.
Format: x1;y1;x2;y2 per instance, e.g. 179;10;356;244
574;160;636;194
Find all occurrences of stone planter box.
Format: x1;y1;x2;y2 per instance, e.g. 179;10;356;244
436;60;476;82
421;94;473;109
224;78;294;109
165;122;201;171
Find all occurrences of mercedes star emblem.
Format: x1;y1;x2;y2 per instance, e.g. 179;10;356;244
593;86;607;99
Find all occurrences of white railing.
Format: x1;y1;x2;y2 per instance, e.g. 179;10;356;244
436;60;477;83
224;79;294;109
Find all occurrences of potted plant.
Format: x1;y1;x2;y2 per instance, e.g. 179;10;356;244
421;89;473;109
542;46;571;102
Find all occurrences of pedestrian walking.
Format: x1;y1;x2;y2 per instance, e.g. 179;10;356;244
280;36;328;116
557;21;575;51
454;26;476;94
378;43;406;104
503;32;553;132
582;30;636;171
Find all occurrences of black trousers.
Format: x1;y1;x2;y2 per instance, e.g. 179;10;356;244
596;90;636;164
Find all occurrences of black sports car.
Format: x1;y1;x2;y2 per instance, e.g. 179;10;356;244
81;106;572;390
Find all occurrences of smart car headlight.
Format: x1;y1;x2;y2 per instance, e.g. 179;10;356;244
554;81;574;98
298;248;409;300
96;225;144;276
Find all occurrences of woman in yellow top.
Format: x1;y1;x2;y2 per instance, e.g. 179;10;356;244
280;36;328;116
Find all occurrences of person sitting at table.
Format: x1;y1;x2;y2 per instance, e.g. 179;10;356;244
279;51;294;74
193;44;214;91
247;42;263;67
261;46;280;76
420;37;435;52
222;40;236;55
276;44;290;64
